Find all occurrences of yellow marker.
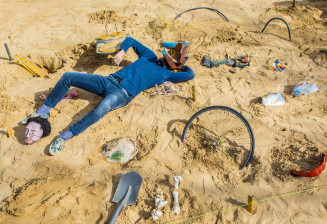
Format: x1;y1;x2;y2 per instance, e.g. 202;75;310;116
7;126;14;137
247;195;254;213
192;85;196;102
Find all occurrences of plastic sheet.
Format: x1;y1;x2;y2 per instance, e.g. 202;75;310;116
292;79;320;96
102;138;138;163
262;93;285;106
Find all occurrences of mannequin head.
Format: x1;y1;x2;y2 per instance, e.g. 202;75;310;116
25;117;51;145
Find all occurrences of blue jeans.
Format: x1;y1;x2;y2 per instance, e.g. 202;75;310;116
45;72;133;136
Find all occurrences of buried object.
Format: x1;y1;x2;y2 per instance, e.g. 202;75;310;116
174;7;229;22
291;154;327;177
292;79;321;96
262;93;285;106
261;17;292;41
102;138;138;163
202;55;250;68
4;43;43;77
25;117;51;145
181;106;255;169
40;89;80;102
154;81;182;96
96;21;129;54
159;41;189;70
272;59;286;72
108;171;143;224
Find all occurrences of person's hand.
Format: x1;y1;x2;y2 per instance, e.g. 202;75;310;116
113;50;125;66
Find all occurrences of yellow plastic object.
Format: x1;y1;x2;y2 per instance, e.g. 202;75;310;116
4;43;42;77
7;126;14;137
98;43;123;53
97;32;124;40
13;55;43;77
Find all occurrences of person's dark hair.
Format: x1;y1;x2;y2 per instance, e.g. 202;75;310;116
27;117;51;137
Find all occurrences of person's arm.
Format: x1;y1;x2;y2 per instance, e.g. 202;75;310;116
113;37;156;66
168;65;195;83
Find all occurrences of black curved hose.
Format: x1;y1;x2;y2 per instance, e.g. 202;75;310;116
174;7;229;22
181;106;255;169
261;17;292;41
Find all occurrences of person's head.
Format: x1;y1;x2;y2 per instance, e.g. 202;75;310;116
25;117;51;144
159;41;189;70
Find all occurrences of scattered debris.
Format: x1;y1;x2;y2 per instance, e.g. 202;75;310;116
102;138;138;163
261;93;285;106
291;153;327;177
292;79;321;96
6;126;14;137
96;21;129;54
272;59;286;72
172;189;180;214
40;89;80;102
171;175;182;215
151;188;168;221
151;209;163;221
154;81;182;96
202;55;250;68
154;188;168;209
173;176;182;190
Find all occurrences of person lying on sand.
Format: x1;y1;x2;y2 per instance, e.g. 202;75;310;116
22;37;195;155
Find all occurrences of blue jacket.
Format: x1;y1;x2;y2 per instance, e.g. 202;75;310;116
112;37;195;97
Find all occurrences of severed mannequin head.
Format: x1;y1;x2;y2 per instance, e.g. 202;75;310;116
25;117;51;144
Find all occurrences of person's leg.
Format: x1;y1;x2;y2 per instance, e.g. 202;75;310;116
45;71;111;107
49;77;133;155
22;71;111;124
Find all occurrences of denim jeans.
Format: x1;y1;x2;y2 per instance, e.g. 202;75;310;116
45;71;133;136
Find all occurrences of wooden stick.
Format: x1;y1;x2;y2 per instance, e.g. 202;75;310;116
192;85;196;102
247;195;254;213
292;0;296;8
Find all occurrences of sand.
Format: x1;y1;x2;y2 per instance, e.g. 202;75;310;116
0;0;327;223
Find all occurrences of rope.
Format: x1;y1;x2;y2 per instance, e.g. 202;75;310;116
0;61;11;175
166;184;327;223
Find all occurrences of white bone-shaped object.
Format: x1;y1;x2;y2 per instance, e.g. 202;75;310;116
173;176;183;190
154;188;165;201
151;209;163;221
172;189;180;214
155;197;168;209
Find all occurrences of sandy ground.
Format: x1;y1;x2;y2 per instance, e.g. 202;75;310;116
0;0;327;223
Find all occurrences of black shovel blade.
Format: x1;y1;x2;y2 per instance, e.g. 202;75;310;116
112;171;143;206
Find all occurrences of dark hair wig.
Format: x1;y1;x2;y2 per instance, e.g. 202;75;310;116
26;117;51;137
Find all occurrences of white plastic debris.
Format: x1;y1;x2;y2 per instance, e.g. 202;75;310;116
173;176;183;190
154;188;168;209
155;81;182;96
172;189;180;214
155;197;168;209
102;138;138;163
292;79;321;96
261;93;285;106
151;209;163;221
